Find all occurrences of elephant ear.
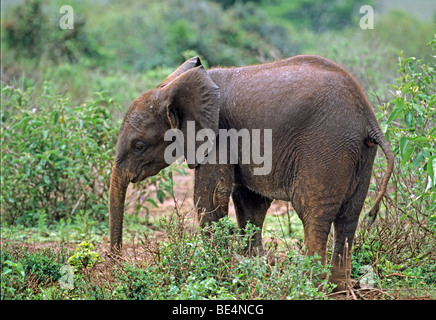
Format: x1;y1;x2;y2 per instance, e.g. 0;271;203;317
160;65;220;168
157;56;202;88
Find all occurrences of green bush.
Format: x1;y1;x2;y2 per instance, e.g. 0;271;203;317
1;257;26;299
67;241;103;272
1;80;183;232
352;38;435;293
113;210;332;300
375;38;435;224
22;249;65;285
0;244;71;299
1;82;119;226
260;0;370;33
3;0;104;64
112;263;169;300
87;0;282;71
2;0;45;58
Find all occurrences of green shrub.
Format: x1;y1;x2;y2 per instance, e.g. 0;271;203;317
1;257;26;299
113;210;332;300
22;249;65;285
3;0;104;63
353;37;435;292
88;0;282;71
0;244;72;299
68;241;103;272
374;38;435;225
113;263;169;300
2;0;46;58
1;79;184;230
260;0;370;33
1;82;119;226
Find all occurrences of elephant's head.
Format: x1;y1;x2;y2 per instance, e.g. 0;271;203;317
109;57;220;252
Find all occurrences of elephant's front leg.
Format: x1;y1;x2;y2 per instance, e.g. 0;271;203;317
194;164;233;227
232;185;272;255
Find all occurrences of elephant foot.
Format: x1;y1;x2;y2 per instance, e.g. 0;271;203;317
244;243;264;257
330;278;350;292
329;267;353;292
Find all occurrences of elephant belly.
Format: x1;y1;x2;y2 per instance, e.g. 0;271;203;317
234;164;291;201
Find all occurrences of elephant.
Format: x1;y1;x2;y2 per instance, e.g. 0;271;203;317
109;55;394;290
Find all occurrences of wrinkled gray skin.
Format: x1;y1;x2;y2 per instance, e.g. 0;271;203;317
109;56;394;290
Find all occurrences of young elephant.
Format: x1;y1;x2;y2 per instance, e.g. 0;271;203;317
109;56;394;290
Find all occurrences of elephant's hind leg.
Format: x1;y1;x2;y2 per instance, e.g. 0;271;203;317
290;156;356;287
232;185;272;255
330;208;360;291
331;151;376;290
296;198;342;266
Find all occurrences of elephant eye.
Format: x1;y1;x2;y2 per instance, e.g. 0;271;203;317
133;141;146;153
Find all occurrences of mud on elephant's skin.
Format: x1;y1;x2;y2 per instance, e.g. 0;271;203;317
109;55;394;290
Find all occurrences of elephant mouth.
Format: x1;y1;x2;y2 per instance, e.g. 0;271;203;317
131;171;148;183
130;162;161;184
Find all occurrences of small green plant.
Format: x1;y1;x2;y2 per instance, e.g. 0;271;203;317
68;241;103;272
1;259;25;298
22;250;64;285
0;244;72;299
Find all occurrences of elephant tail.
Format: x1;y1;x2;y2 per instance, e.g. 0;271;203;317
365;126;394;228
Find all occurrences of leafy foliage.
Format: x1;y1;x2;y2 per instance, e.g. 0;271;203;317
1;82;118;225
88;0;283;70
1;81;177;229
352;38;436;295
1;244;69;299
376;38;436;221
113;211;332;300
68;241;103;272
2;0;103;63
21;249;65;285
0;212;332;300
1;259;25;299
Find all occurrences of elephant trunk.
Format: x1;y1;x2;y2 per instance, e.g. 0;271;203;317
109;164;130;253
